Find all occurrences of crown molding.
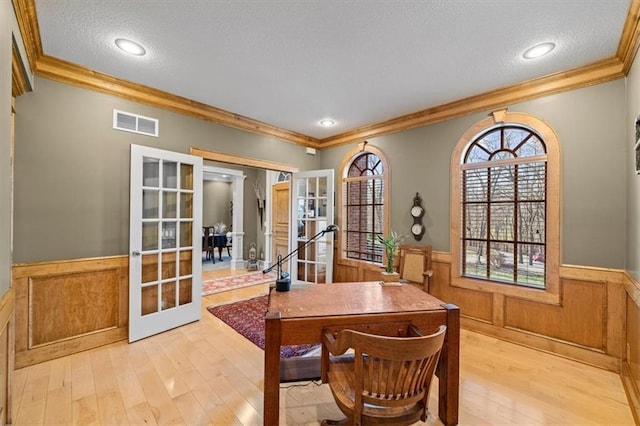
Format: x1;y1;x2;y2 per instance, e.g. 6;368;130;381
34;54;320;148
12;0;640;150
318;57;626;148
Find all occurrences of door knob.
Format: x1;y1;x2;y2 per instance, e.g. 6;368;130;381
132;250;141;256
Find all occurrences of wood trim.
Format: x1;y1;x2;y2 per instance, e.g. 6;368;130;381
624;271;640;308
335;143;391;271
426;253;627;371
13;256;129;368
11;0;42;71
621;360;640;425
319;58;624;148
449;110;561;304
36;55;319;147
618;0;640;75
0;289;15;426
0;290;14;339
11;44;30;97
190;147;299;173
462;317;620;372
14;0;640;150
561;264;625;283
12;254;127;279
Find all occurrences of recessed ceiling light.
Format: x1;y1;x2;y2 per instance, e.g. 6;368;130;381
319;119;336;127
523;42;556;59
115;38;146;56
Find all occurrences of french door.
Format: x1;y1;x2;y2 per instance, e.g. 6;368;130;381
129;144;203;342
289;170;335;284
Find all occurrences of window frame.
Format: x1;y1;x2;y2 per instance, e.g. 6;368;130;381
450;110;561;303
337;143;390;268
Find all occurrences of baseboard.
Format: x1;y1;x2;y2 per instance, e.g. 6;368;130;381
621;361;640;425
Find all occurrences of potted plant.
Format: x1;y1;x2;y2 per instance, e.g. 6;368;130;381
377;231;405;282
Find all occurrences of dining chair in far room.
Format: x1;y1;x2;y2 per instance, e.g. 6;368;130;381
320;324;447;426
398;244;433;293
204;227;215;263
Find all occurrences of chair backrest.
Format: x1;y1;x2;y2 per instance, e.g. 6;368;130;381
324;324;446;424
352;325;445;409
398;245;433;290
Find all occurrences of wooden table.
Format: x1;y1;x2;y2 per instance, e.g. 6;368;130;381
264;282;460;425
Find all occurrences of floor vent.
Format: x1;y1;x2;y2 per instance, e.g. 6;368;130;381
113;109;159;137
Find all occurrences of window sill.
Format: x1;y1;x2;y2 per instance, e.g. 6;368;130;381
451;274;560;305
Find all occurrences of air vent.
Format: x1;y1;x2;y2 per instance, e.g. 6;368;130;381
113;109;159;137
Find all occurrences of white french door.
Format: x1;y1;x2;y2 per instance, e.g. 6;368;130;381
129;144;203;342
289;170;335;285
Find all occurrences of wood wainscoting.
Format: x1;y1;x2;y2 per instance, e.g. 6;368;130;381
0;289;14;425
335;252;626;372
622;272;640;424
12;256;128;369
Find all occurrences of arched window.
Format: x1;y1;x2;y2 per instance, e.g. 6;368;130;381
276;171;291;182
451;110;560;302
339;144;390;264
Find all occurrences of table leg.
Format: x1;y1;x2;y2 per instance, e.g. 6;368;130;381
264;311;282;425
438;303;460;425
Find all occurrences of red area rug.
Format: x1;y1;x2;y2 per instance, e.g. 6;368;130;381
202;271;276;296
207;295;318;358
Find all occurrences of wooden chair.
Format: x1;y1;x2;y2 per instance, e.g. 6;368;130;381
398;244;433;293
320;324;447;426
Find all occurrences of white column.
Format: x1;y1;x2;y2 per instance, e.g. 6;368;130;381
230;175;246;270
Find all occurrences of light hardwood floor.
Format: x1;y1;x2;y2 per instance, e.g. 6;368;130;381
11;269;635;425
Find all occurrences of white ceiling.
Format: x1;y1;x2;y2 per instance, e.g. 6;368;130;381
34;0;631;139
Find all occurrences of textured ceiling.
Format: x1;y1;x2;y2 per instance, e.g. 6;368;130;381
34;0;631;139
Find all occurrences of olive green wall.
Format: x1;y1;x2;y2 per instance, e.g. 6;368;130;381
13;73;630;270
13;77;321;263
320;79;627;269
203;181;232;228
627;49;640;280
0;1;13;294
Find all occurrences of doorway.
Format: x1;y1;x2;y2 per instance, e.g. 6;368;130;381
191;147;300;284
202;165;243;278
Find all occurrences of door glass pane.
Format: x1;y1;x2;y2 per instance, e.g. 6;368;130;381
141;285;158;316
162;222;176;248
143;190;159;219
163;161;177;189
317;263;327;283
141;253;158;284
180;164;193;190
163;191;177;218
179;250;192;275
143;158;160;187
179;222;192;248
179;278;192;305
308;177;317;196
162;252;176;279
180;192;193;218
317;240;327;260
162;282;176;310
296;178;306;195
142;223;158;251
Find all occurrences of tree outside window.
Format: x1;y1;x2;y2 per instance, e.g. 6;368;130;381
461;125;548;288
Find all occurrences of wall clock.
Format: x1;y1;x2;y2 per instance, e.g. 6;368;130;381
410;192;425;241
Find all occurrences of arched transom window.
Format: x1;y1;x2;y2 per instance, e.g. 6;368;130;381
341;146;389;263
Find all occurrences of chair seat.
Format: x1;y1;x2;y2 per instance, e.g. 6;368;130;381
327;358;426;424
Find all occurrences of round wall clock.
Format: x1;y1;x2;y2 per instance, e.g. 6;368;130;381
410;193;426;241
412;223;425;236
